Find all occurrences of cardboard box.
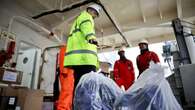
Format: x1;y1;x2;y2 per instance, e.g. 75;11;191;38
0;86;44;110
0;68;23;84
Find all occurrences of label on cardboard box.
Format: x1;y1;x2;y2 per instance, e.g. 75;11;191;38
15;106;21;110
9;97;16;105
2;70;17;82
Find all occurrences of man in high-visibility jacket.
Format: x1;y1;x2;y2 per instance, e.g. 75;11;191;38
64;4;102;88
136;39;160;77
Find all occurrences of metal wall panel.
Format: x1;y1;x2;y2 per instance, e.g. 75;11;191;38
179;64;195;102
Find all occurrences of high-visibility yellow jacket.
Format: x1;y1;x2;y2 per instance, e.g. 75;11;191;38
64;11;99;69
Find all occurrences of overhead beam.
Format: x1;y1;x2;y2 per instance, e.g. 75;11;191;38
157;0;163;19
122;18;172;31
138;0;147;23
176;0;183;18
35;0;62;19
98;33;175;52
32;0;94;19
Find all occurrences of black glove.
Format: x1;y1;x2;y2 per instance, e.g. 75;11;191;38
88;39;98;46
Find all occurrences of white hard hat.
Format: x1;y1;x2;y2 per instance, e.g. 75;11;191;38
118;46;125;52
138;39;148;45
87;4;101;16
98;56;111;67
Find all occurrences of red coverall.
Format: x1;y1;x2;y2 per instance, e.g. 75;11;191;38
113;59;135;90
136;51;160;76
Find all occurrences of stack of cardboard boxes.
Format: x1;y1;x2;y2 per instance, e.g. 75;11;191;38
0;67;44;110
0;86;44;110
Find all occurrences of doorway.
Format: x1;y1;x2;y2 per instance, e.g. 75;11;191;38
16;41;41;88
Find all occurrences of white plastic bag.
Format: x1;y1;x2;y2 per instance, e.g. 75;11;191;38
74;72;123;110
115;63;183;110
74;72;102;110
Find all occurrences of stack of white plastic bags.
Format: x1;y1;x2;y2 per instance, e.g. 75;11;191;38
74;63;183;110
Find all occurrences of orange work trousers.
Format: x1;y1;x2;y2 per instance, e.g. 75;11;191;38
57;68;74;110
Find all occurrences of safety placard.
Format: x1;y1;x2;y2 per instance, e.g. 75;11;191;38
2;70;17;82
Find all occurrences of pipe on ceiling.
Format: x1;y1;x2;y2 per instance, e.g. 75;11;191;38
95;1;129;47
8;16;62;43
32;0;94;19
32;0;129;46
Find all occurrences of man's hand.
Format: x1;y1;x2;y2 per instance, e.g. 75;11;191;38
88;39;98;46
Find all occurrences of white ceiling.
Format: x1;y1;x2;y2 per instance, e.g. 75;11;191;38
0;0;195;51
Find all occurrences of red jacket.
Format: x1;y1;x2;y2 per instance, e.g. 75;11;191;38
113;59;135;90
136;51;160;75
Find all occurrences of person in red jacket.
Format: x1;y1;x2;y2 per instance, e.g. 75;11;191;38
136;39;160;77
113;48;135;90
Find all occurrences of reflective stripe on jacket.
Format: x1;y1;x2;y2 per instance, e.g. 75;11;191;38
64;11;99;68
